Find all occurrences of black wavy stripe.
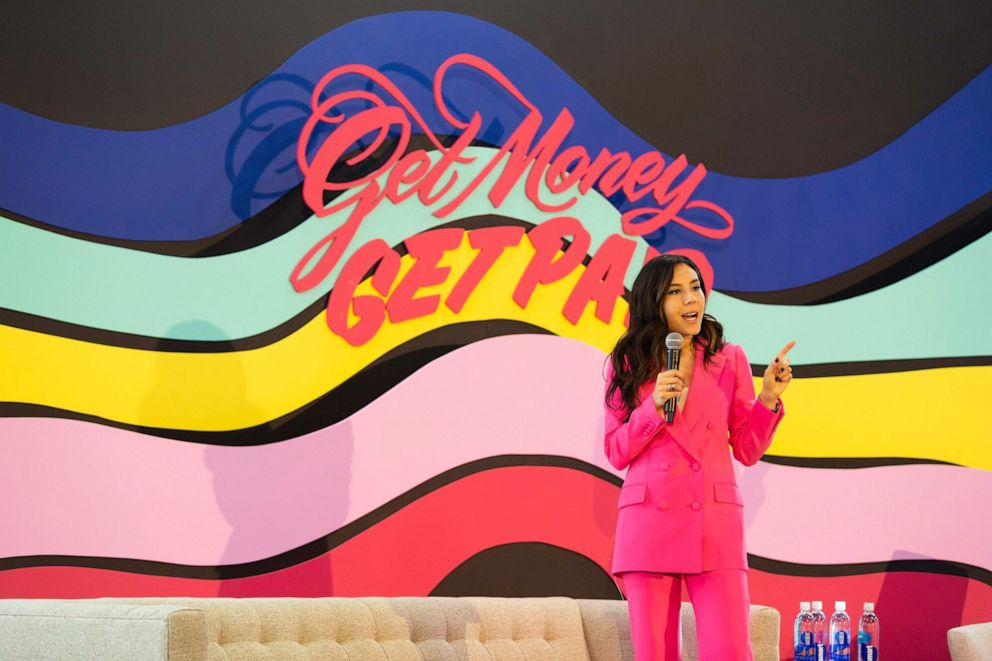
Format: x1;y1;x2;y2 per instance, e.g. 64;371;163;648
747;355;992;379
761;455;959;469
723;192;992;305
430;542;623;599
1;297;328;353
747;554;991;586
1;2;990;176
0;320;553;445
0;184;313;257
1;454;988;588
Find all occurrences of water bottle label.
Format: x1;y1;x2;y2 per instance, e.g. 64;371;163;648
831;630;850;660
816;642;827;661
860;644;878;661
797;632;815;658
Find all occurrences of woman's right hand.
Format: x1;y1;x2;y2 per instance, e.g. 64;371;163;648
652;369;685;410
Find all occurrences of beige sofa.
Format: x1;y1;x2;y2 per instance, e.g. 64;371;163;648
948;621;992;660
0;597;780;660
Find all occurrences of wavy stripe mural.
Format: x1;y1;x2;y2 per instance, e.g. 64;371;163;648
1;5;989;661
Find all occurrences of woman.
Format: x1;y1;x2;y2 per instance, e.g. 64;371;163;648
604;254;794;660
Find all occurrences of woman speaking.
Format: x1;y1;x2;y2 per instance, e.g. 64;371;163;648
604;254;794;660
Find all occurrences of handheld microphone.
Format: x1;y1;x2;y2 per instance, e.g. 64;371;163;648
664;332;683;423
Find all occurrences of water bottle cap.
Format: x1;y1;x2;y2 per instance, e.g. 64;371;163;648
864;602;874;611
812;600;823;610
800;601;811;611
835;601;846;611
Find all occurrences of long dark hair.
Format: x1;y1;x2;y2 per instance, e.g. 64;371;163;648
606;254;725;413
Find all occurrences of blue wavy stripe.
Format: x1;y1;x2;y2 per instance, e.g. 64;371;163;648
0;11;989;291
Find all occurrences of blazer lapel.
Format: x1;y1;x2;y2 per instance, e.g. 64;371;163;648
638;380;699;462
683;349;727;434
668;408;700;462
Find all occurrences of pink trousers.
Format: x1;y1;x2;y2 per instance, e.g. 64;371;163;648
622;569;753;661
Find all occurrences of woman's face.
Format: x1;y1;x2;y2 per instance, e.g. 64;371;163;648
661;263;706;337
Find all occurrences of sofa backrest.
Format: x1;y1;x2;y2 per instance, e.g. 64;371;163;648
1;597;779;660
108;596;596;661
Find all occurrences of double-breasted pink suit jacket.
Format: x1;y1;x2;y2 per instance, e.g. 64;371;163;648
604;342;784;576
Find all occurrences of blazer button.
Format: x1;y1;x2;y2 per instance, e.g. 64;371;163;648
691;501;701;511
659;501;670;511
691;462;701;471
660;461;671;471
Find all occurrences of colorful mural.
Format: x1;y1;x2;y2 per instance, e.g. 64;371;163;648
1;6;990;659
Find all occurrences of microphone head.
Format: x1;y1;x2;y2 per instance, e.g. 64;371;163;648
665;332;683;351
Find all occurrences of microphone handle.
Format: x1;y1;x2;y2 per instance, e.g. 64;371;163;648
664;348;681;423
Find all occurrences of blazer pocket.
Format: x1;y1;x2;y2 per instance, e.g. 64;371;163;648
713;482;744;507
618;483;648;508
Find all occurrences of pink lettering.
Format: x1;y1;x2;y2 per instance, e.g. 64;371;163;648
513;216;591;309
446;225;525;313
292;53;734;345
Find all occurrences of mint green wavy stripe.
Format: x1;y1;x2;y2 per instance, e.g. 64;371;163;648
707;232;992;365
2;145;989;365
0;147;646;341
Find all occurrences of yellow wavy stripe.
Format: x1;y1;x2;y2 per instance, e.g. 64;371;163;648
0;232;626;430
763;366;992;471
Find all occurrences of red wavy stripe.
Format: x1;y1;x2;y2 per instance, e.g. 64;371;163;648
1;466;988;660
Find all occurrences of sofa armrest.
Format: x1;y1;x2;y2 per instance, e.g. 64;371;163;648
746;605;781;661
948;621;992;661
0;600;207;661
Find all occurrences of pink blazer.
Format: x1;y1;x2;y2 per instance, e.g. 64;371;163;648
604;342;784;575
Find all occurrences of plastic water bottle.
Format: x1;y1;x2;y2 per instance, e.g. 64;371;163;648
858;602;879;660
829;601;852;661
794;602;815;659
812;601;828;661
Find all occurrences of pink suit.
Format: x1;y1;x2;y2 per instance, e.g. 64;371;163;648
604;341;784;659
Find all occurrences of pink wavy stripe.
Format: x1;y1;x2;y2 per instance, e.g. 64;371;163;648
739;462;992;567
1;334;990;572
0;335;609;565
